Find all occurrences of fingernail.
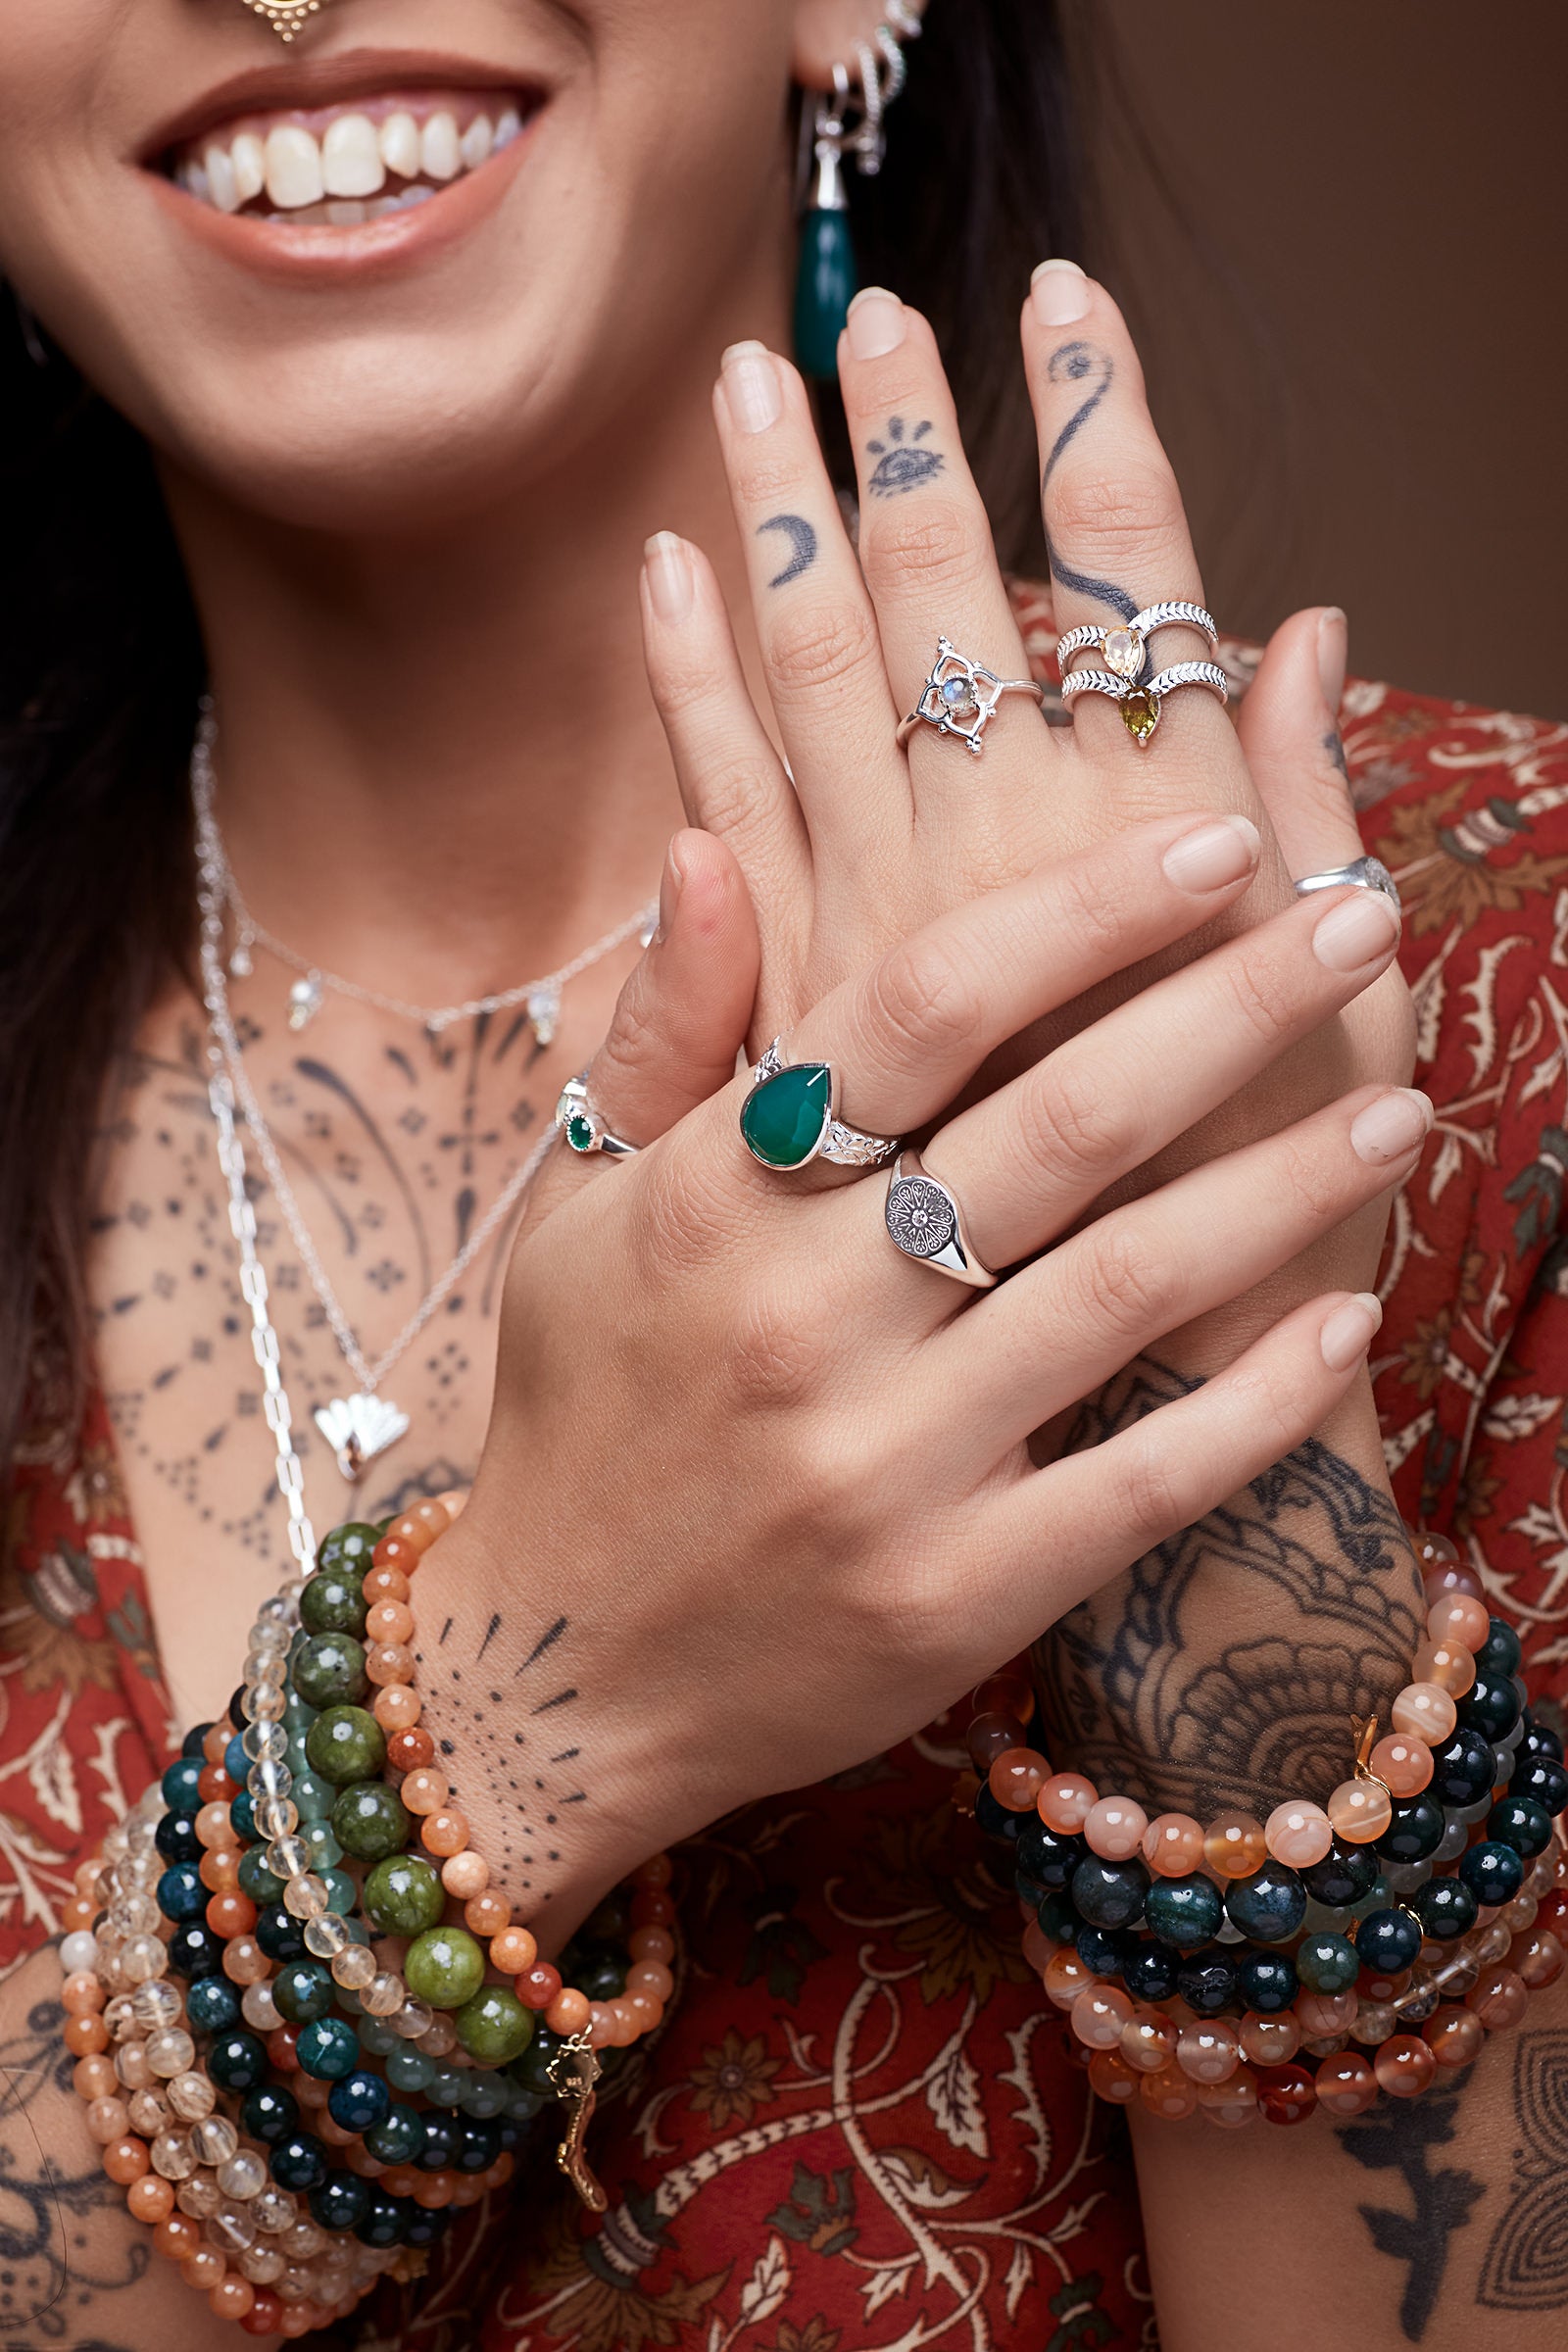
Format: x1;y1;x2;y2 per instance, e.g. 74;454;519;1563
1160;812;1260;895
719;339;783;434
1320;1291;1383;1372
644;531;693;625
846;286;906;362
1031;258;1091;326
1317;607;1348;712
1311;888;1399;971
1349;1087;1433;1165
654;837;685;945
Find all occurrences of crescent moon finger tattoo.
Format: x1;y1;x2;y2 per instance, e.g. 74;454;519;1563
758;512;818;588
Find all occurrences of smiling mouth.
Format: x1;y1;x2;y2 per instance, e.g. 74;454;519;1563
165;86;539;227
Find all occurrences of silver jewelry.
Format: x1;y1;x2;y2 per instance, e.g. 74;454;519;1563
194;711;573;1481
1059;659;1230;749
1293;855;1401;917
1054;601;1218;686
556;1073;641;1158
740;1039;901;1172
896;637;1048;757
196;758;654;1042
884;1152;996;1288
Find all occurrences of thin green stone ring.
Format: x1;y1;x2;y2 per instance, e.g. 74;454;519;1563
555;1073;641;1159
739;1039;901;1173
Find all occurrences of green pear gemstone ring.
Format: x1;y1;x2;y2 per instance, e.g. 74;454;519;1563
556;1073;641;1159
739;1040;901;1173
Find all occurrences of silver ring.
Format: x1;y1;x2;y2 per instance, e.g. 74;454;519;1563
884;1152;996;1288
740;1040;901;1172
556;1073;641;1158
896;636;1047;757
1058;659;1229;748
1293;855;1401;917
1054;601;1217;686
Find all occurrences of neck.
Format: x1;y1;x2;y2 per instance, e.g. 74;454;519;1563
163;317;781;1004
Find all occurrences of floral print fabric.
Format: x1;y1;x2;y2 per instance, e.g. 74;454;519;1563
4;586;1567;2348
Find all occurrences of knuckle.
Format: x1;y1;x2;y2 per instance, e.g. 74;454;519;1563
861;934;983;1065
1219;944;1298;1050
764;598;883;699
863;500;986;592
1048;853;1133;959
1023;1053;1136;1184
1045;458;1183;562
1273;1130;1346;1226
1111;1434;1189;1544
1076;1222;1175;1344
649;659;732;729
678;753;777;840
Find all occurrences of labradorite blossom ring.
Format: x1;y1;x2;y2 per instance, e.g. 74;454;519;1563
1054;601;1218;688
896;636;1048;757
1059;660;1230;749
740;1041;901;1173
1293;856;1402;917
556;1073;641;1158
884;1152;997;1288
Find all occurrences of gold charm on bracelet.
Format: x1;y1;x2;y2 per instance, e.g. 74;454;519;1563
548;2037;610;2213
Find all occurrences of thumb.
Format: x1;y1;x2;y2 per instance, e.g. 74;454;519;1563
533;828;759;1214
1236;605;1366;880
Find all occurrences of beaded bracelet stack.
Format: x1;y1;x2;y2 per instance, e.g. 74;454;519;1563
59;1501;678;2334
962;1531;1568;2128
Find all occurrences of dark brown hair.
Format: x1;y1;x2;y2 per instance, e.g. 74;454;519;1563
0;0;1079;1481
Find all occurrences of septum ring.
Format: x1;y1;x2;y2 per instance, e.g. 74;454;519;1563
896;637;1048;757
556;1073;641;1158
242;0;326;40
1293;856;1402;917
884;1152;996;1288
740;1041;901;1173
1059;659;1230;748
1054;600;1218;687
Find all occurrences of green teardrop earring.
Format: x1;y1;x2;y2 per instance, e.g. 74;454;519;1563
793;10;921;380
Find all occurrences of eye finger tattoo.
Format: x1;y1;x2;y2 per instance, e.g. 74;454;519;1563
757;513;818;588
865;416;945;498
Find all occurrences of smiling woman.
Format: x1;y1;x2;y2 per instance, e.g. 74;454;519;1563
1;5;1565;2351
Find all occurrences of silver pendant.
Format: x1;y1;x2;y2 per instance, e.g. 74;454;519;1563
288;973;323;1031
314;1393;411;1483
527;983;561;1048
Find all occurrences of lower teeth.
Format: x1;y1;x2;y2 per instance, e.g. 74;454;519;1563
260;185;437;226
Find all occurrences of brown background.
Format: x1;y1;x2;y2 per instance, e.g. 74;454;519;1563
1069;1;1567;716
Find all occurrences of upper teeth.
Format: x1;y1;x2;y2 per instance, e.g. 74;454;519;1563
181;102;523;217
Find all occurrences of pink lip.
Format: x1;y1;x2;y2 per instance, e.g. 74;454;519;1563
147;110;535;285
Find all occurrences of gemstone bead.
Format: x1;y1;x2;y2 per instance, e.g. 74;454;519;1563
739;1061;833;1169
364;2106;424;2167
313;1524;381;1584
295;2018;360;2082
1301;1839;1380;1909
1466;1965;1528;2030
1120;2007;1177;2073
1296;1988;1357;2036
1475;1618;1523;1681
1203;1812;1267;1881
1122;1946;1180;2005
1488;1793;1553;1858
1140;2063;1198;2120
405;1927;486;2013
1410;1637;1477;1698
1088;2048;1139;2105
1068;1855;1149;1931
1197;2066;1260;2129
1374;2034;1437;2099
1517;1756;1568;1816
308;2173;371;2234
304;1706;385;1788
1142;1813;1205;1878
1376;1795;1445;1865
1392;1682;1458;1745
1455;1668;1520;1743
1083;1797;1148;1861
1256;2062;1317;2125
299;1567;370;1640
1233;1950;1298;2014
1510;1929;1564;1988
1070;1984;1133;2050
1144;1874;1223;1951
1073;1924;1132;1979
1314;2052;1378;2115
1175;1952;1237;2017
208;2031;269;2092
1038;1774;1099;1836
1428;1593;1491;1653
1327;1779;1393;1844
293;1634;368;1711
1458;1839;1525;1908
1225;1865;1306;1944
326;2070;390;2134
271;1963;333;2027
1423;2003;1485;2067
989;1749;1048;1812
330;1782;411;1863
1239;2011;1300;2068
1015;1820;1084;1892
1296;1932;1360;1993
1263;1800;1333;1869
1355;1908;1423;1974
1368;1735;1434;1797
1175;2020;1240;2082
453;1987;535;2068
240;2086;300;2146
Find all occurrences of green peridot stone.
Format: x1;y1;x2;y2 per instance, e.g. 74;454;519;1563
314;1523;382;1581
453;1985;534;2067
565;1112;595;1153
363;1853;445;1938
405;1924;486;2012
332;1780;412;1863
740;1061;832;1169
294;1631;369;1711
304;1703;385;1788
300;1565;370;1640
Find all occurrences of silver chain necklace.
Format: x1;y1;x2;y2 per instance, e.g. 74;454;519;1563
193;710;641;1483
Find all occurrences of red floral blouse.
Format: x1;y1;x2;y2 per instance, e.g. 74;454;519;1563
6;587;1567;2350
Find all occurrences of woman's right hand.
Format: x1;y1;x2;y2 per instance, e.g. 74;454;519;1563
421;809;1424;1939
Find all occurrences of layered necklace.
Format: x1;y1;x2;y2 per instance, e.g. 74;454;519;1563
192;710;654;1483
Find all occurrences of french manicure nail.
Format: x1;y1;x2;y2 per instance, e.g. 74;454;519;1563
644;531;693;625
1031;258;1091;326
1350;1088;1433;1165
1317;607;1348;712
1312;888;1399;971
1160;813;1260;895
720;339;782;434
1320;1291;1383;1372
846;286;906;361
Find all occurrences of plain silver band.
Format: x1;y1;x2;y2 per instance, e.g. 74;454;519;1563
1059;660;1230;709
1293;856;1402;917
753;1041;901;1169
556;1074;641;1157
896;678;1046;751
884;1152;997;1288
1054;600;1218;678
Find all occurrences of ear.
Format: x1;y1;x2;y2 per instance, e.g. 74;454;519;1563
790;0;919;92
